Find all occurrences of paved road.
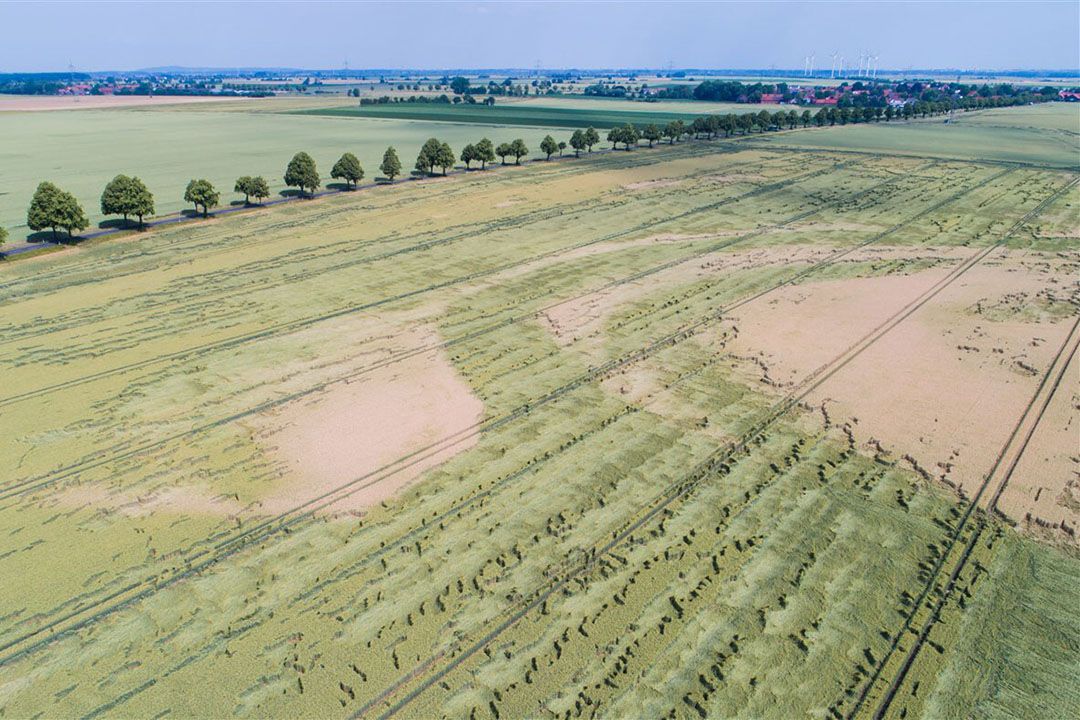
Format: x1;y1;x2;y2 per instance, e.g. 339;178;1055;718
0;146;629;259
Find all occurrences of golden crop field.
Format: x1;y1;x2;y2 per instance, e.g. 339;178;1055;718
1;107;1078;719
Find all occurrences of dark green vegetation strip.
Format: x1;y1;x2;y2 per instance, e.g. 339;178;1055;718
293;103;711;129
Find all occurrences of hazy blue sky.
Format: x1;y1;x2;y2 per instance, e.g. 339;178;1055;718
0;1;1076;73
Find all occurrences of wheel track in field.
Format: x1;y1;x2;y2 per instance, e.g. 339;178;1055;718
0;162;983;668
867;318;1079;720
837;173;1080;720
0;159;848;410
362;222;1010;716
359;173;1070;720
0;161;958;502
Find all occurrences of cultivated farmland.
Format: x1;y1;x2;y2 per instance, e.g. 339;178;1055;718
0;102;559;233
0;104;1078;719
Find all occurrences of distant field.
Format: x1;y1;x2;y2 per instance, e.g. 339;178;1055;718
294;101;721;129
753;104;1080;168
0;108;558;234
0;94;236;112
501;96;784;115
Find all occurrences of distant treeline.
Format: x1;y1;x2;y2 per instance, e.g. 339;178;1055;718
591;78;1068;108
0;72;92;95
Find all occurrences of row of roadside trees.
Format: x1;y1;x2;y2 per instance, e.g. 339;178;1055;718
2;102;967;248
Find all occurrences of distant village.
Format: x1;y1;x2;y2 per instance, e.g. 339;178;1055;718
1;70;1076;108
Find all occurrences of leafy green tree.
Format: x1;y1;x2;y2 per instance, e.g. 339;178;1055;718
801;109;812;127
570;129;587;157
496;142;512;165
251;176;270;203
380;146;402;181
100;174;154;228
509;138;528;164
415;138;443;175
540;134;558;160
235;176;255;204
607;127;620;149
619;123;640;150
284;151;320;196
235;175;270;204
569;129;587;157
663;120;684;143
0;225;8;250
28;181;88;240
460;143;477;169
584;126;600;152
184;179;219;218
474;138;495;169
642;123;662;147
435;142;456;175
331;152;364;188
450;76;470;95
558;141;567;156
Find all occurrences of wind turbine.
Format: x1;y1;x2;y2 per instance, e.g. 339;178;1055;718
830;52;839;79
838;55;845;78
808;53;815;78
872;55;880;80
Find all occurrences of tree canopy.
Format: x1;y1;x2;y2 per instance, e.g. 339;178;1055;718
569;129;587;157
415;138;455;175
331;152;364;188
509;138;528;164
235;176;270;204
460;143;477;169
449;76;470;95
584;127;600;152
495;142;512;165
380;146;402;181
100;174;154;227
540;135;558;160
642;123;662;147
609;124;640;150
663;120;685;143
27;181;88;240
184;179;219;218
474;138;495;169
284;152;320;195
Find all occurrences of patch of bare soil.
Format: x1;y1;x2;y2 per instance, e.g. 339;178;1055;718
998;345;1080;542
539;244;836;350
253;326;483;513
0;95;234;112
725;249;1079;516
